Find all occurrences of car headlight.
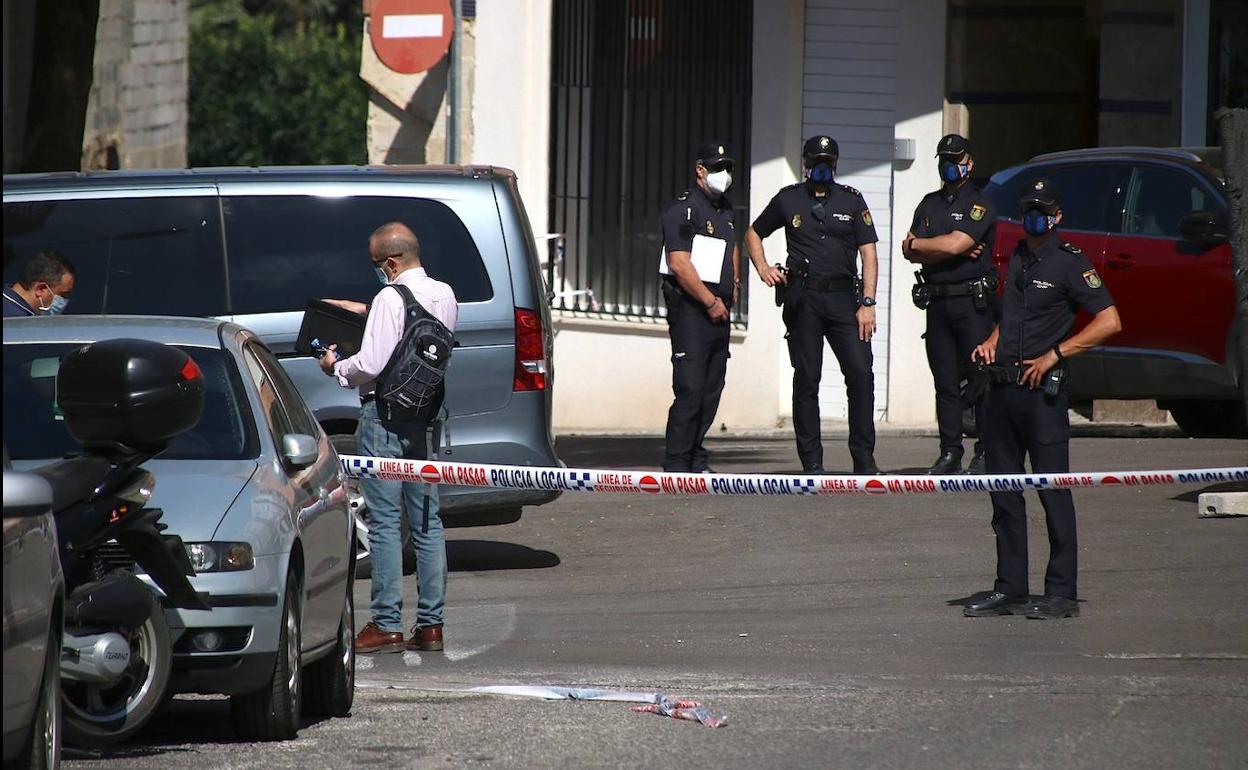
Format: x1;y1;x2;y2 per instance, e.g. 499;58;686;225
186;542;254;572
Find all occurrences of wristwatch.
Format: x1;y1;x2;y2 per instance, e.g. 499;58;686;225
860;296;877;307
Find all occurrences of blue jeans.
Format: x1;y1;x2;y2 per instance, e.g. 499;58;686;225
355;400;446;632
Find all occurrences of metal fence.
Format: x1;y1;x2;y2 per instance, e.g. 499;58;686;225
547;0;754;323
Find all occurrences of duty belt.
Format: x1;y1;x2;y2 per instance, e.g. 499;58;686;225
798;275;855;292
982;363;1023;384
926;282;976;298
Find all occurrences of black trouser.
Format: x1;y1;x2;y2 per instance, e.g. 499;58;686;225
663;296;731;471
984;381;1078;599
783;283;875;470
925;295;993;455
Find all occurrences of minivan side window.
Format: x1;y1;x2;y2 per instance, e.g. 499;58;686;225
986;164;1128;233
2;196;227;316
1124;166;1212;238
223;195;493;315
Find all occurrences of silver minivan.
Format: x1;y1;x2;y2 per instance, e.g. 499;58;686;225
2;167;560;527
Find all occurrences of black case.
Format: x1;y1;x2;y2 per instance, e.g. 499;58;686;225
295;299;367;358
57;338;205;450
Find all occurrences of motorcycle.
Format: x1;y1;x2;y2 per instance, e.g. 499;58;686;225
30;338;210;747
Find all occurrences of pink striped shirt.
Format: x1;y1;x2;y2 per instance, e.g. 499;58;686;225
333;267;458;396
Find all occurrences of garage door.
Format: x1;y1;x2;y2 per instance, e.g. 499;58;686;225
802;0;896;422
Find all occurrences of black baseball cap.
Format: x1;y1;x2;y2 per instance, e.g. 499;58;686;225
802;135;839;165
696;141;734;168
1019;178;1060;213
936;133;972;158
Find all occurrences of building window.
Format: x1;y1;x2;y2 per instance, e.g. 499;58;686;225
548;0;753;322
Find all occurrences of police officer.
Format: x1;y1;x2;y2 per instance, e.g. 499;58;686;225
963;179;1122;620
745;135;880;474
659;141;740;472
902;134;997;475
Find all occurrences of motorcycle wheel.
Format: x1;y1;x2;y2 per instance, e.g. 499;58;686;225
61;599;171;748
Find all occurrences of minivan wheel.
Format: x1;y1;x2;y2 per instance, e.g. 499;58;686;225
230;571;301;741
333;433;417;578
1166;400;1248;438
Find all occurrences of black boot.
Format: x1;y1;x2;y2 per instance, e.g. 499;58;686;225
926;449;963;475
964;450;986;475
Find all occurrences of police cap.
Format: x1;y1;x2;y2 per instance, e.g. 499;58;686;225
696;141;734;169
936;133;972;158
802;135;839;166
1019;178;1060;214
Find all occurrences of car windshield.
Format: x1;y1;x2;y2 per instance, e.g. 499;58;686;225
3;343;258;461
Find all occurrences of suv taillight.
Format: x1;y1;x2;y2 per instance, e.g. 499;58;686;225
513;308;547;391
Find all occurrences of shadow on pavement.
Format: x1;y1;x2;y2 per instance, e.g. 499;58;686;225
448;540;560;571
62;698;335;759
1170;481;1248;503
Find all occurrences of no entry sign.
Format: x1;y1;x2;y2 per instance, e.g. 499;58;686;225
369;0;453;75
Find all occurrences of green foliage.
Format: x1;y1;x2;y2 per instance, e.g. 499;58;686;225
189;4;367;166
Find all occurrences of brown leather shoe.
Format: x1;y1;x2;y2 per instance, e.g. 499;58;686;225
354;622;405;653
407;624;444;652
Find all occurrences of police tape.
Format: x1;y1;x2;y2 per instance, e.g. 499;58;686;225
338;455;1248;497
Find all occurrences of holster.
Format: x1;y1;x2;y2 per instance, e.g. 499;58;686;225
911;271;930;310
660;280;682;309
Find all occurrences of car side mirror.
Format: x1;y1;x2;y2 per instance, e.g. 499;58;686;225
281;433;319;470
1178;211;1228;246
2;471;53;519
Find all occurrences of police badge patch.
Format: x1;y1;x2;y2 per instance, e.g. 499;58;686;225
1082;269;1103;289
705;220;715;235
862;210;874;226
970;204;986;222
792;214;802;228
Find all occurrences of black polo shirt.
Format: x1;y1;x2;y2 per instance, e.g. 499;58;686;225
660;185;736;302
909;181;996;284
2;286;36;317
997;236;1115;365
751;182;877;279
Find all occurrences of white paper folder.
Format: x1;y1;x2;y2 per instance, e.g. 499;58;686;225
658;234;726;284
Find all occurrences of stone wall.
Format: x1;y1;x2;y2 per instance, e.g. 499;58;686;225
82;0;188;170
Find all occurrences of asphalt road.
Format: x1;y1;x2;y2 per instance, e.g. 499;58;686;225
67;435;1248;769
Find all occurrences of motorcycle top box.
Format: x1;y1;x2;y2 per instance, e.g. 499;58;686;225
56;338;205;451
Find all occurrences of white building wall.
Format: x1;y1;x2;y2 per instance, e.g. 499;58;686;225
801;0;897;422
889;0;947;426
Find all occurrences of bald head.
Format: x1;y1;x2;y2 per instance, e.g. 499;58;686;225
369;222;422;268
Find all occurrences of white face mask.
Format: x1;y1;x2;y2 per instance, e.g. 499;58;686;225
706;169;732;195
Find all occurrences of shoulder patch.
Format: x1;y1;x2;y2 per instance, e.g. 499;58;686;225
1060;241;1083;255
862;209;874;226
969;203;986;222
1082;269;1102;289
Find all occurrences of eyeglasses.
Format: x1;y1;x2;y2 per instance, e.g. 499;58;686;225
371;253;401;267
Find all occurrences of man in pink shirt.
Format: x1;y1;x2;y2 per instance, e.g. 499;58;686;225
319;221;458;654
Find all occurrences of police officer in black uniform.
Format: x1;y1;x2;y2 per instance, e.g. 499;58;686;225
659;141;740;472
963;179;1122;620
902;134;997;475
745;135;881;474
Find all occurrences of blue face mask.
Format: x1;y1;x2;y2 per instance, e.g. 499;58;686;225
375;267;389;285
939;159;970;184
45;294;69;315
1022;208;1057;236
808;162;834;185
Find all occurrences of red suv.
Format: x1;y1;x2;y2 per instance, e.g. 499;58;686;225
983;147;1244;437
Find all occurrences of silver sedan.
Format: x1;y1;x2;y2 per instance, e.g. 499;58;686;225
4;316;356;741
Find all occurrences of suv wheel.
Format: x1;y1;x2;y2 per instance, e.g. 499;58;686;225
1166;400;1248;438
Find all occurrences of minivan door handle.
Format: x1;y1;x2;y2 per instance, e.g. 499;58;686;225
1106;254;1134;270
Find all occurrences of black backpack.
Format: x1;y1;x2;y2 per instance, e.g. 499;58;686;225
376;284;454;421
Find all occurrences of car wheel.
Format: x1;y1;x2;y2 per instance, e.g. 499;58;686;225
331;434;416;580
1167;400;1248;438
303;567;355;718
17;625;61;769
62;593;171;748
230;570;301;741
